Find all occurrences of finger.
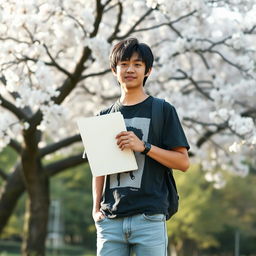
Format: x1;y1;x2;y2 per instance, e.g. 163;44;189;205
116;136;130;145
95;212;105;221
118;139;130;149
116;131;129;139
118;137;132;149
120;143;129;151
116;131;135;139
99;214;104;220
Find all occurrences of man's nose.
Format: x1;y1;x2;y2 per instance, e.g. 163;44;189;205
126;65;134;72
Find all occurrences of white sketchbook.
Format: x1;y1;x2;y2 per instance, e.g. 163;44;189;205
77;112;138;177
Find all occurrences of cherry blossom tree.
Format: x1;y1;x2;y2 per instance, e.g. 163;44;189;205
0;0;255;255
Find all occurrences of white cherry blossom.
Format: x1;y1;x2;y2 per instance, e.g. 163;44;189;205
0;0;255;182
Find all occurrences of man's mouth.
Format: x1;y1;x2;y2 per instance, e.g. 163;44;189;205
125;76;136;80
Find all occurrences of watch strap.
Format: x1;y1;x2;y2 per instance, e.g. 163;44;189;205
141;141;151;155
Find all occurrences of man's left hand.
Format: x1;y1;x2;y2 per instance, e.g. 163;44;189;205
116;131;144;152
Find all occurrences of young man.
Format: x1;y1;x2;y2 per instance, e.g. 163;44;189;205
92;38;190;256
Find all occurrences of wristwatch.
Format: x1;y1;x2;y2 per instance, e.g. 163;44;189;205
141;141;151;155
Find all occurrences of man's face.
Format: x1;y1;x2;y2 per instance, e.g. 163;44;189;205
113;52;150;90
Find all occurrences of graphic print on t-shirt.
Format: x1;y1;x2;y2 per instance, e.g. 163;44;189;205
109;117;150;189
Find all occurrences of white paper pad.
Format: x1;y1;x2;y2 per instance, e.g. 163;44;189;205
77;112;138;177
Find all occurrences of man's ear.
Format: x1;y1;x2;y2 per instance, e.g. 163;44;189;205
111;68;117;76
145;67;152;77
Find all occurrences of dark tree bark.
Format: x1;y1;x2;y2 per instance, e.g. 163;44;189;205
18;129;49;256
0;153;85;242
21;164;49;256
0;164;25;233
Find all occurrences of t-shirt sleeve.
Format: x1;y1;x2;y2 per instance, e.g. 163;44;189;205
162;102;190;151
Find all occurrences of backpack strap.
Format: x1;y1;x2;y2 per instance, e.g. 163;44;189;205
108;101;119;113
151;97;179;220
151;97;165;146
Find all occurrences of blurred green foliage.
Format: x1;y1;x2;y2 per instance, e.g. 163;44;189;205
0;147;18;174
168;165;256;255
49;161;95;249
1;148;256;255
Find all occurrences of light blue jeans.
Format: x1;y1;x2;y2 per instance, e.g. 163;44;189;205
95;213;168;256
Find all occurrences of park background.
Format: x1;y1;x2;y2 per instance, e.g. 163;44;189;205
0;0;255;256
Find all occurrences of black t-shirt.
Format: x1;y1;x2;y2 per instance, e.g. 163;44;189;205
99;96;189;218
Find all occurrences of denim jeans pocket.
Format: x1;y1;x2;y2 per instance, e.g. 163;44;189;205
142;213;166;222
95;216;108;224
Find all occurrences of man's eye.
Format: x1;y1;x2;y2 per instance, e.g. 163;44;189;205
135;63;142;67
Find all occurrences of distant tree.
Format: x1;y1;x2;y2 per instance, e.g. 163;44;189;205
168;167;226;255
167;166;256;256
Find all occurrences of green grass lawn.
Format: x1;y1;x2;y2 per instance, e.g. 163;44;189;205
1;254;95;256
0;254;95;256
0;240;96;256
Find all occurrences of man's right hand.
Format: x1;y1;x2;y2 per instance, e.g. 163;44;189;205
93;210;105;222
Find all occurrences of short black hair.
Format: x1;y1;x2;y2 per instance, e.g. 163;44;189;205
109;38;154;86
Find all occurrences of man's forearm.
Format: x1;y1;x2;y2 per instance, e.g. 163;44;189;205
92;175;105;212
147;146;190;172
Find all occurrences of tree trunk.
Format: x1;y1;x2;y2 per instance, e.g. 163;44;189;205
21;127;50;256
0;153;84;236
21;160;50;256
21;183;49;256
180;238;198;256
0;163;25;233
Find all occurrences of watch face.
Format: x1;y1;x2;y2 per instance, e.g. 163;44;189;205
143;142;151;155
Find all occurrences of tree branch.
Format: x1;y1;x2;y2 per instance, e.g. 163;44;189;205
177;69;213;100
79;68;111;81
0;94;28;121
115;9;154;40
22;24;40;45
39;134;81;157
196;36;231;51
200;50;250;75
244;24;256;34
183;117;228;148
90;0;105;38
181;80;213;95
66;14;88;36
45;153;87;177
82;85;97;96
133;10;196;36
183;117;221;128
0;36;30;45
195;51;211;70
1;55;54;72
53;47;92;105
241;108;256;118
207;49;246;72
108;2;123;42
172;10;197;24
27;45;92;132
196;124;227;148
43;44;72;77
0;163;25;234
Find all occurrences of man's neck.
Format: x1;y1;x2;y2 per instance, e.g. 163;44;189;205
120;89;149;106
